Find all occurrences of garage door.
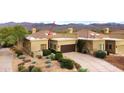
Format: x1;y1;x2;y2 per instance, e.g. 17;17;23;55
61;44;75;53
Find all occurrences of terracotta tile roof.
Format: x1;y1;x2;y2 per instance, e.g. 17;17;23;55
26;29;108;40
26;30;76;40
27;30;48;39
76;29;107;38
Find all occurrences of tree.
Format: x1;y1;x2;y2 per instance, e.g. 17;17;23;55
0;26;15;47
0;25;28;48
13;25;28;49
77;40;86;52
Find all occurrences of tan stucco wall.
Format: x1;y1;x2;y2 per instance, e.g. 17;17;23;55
31;40;48;52
116;40;124;54
93;40;105;52
50;40;77;51
85;40;93;53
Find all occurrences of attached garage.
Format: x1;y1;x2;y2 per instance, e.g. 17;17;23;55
50;38;77;52
61;44;75;53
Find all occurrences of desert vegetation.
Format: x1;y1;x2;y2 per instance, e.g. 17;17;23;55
0;25;29;48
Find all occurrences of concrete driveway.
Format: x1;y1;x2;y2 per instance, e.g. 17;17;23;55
64;52;122;72
0;48;13;72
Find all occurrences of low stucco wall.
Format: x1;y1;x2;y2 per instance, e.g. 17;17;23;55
116;40;124;54
31;40;48;52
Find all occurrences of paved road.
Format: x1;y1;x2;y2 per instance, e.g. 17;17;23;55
0;48;13;72
64;52;122;72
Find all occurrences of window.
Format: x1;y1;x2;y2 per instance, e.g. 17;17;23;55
99;44;104;50
99;44;102;50
41;44;46;50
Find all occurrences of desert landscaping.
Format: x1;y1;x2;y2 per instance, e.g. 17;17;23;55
11;47;87;72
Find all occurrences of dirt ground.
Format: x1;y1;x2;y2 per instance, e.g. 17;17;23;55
105;55;124;71
12;51;77;72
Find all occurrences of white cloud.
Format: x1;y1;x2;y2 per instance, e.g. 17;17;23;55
0;0;124;23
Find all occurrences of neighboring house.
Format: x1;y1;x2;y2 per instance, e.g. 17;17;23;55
78;37;105;54
23;28;124;55
78;37;124;54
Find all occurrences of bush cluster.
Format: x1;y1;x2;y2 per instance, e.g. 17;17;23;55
78;67;88;72
74;62;82;70
18;65;28;72
15;50;23;57
49;48;56;54
55;52;63;60
43;49;51;56
49;53;56;60
49;48;62;54
59;58;74;69
18;64;41;72
31;67;41;72
95;50;107;59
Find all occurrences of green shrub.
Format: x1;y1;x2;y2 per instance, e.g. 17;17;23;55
18;65;24;71
95;50;107;59
20;68;28;72
55;51;62;54
49;48;56;54
74;62;82;70
78;67;88;72
43;49;51;56
18;65;28;72
55;52;63;60
31;52;34;57
32;61;36;64
60;58;74;69
50;53;56;60
77;40;86;52
18;55;25;59
31;67;41;72
15;50;23;57
45;59;51;64
28;65;35;72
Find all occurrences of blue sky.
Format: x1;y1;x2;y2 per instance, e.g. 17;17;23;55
0;0;124;24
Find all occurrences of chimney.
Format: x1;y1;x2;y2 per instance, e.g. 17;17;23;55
32;28;37;34
104;28;110;34
68;28;73;33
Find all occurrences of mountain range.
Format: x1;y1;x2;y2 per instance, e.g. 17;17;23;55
0;22;124;31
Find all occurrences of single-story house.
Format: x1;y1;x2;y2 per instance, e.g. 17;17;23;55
23;28;77;54
23;28;124;55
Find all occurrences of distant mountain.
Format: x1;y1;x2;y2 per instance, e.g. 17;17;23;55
0;22;124;31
